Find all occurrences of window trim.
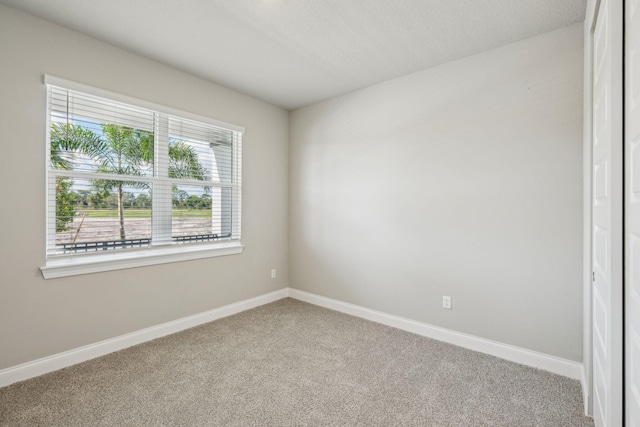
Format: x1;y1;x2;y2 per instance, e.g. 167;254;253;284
41;241;244;279
41;75;245;279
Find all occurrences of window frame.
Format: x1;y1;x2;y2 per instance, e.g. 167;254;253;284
41;75;244;279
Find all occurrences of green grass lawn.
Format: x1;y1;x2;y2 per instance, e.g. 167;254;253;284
81;209;212;219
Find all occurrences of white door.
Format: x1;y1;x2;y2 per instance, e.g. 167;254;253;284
626;0;640;424
592;0;624;425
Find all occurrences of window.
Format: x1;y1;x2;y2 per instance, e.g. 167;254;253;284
42;76;243;279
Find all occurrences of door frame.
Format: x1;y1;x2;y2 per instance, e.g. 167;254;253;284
584;0;625;422
583;0;598;415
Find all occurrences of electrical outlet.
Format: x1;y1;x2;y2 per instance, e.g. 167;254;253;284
442;296;452;310
271;269;277;279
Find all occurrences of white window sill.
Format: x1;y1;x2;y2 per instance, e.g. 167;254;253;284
41;241;244;279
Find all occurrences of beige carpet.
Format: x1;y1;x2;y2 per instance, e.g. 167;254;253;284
0;298;593;426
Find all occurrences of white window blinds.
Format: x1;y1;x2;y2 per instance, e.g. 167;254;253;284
46;77;243;259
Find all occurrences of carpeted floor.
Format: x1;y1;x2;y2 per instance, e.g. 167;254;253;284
0;298;593;426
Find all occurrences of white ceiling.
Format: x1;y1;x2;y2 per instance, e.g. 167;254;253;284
1;0;586;110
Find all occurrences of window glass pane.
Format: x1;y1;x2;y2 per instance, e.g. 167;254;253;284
54;177;152;253
50;89;154;176
172;185;232;242
168;117;233;183
167;138;209;181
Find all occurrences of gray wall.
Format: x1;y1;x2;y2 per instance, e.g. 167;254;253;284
289;24;584;361
0;3;585;370
0;5;289;370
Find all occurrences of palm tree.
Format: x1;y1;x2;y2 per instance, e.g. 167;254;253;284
51;124;107;232
51;122;206;240
50;123;107;169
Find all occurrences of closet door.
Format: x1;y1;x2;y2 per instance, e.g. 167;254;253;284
626;0;640;424
591;0;624;425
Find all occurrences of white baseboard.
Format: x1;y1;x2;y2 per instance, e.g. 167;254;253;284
287;288;583;380
0;286;583;388
0;288;289;388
